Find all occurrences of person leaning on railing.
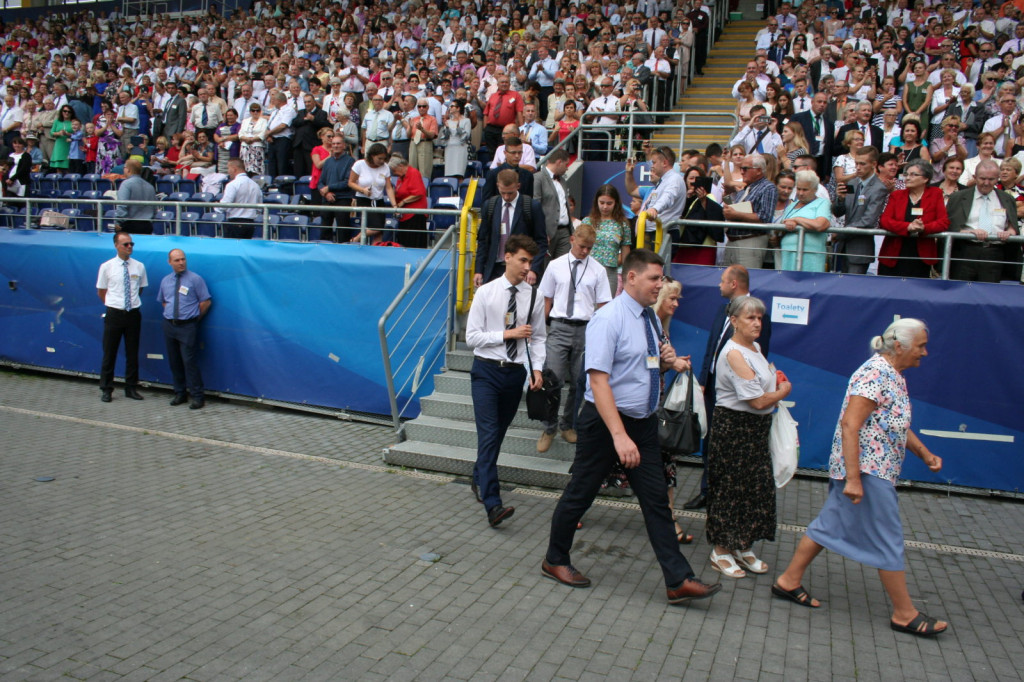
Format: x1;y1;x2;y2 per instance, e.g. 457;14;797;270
674;166;725;267
877;160;949;279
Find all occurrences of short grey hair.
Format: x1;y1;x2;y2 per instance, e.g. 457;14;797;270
728;294;766;318
870;318;928;354
794;169;819;191
388;153;409;171
905;159;934;181
748;154;767;173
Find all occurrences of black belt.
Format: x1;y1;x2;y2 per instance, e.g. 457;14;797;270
106;306;140;314
553;318;588;326
557;224;572;230
729;233;762;242
165;317;199;326
475;357;524;369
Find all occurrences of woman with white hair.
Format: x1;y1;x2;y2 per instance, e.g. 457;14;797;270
778;170;832;272
772;319;948;638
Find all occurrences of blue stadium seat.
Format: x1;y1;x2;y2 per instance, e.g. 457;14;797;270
13;207;36;229
272;175;296;195
102;209;120;231
253;174;273;190
295;176;313;198
59;208;88;231
178;211;201;236
196;212;224;238
40;173;61;198
29;172;43;197
167;192;191;203
190;192;215;203
92;176;114;193
153;210;176;235
79;173;101;191
276;214;308;241
61;189;82;203
57;174;82;193
465;161;483;178
176;178;197;195
156;174;181;195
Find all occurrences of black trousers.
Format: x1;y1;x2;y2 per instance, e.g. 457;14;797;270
223;217;255;239
951;242;1004;282
163;318;203;398
483;124;504;152
546;401;696;588
120;219;153;235
292;144;313;179
267;136;293;177
100;307;142;393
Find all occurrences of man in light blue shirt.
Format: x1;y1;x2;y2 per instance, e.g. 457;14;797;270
528;45;558;120
157;249;212;409
519;103;548;156
542;249;722;605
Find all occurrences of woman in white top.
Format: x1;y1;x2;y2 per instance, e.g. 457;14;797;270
929;69;961;142
348;142;397;243
238;102;269;176
705;296;792;579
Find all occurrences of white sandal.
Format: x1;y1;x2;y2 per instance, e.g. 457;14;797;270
732;550;769;574
710;550;746;578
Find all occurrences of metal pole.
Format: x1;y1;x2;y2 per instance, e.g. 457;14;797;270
795;227;805;271
360;209;368;244
941;233;954;280
262;206;269;240
174;203;182;235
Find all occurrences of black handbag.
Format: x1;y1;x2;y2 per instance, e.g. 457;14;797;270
522;285;560;421
658;371;701;456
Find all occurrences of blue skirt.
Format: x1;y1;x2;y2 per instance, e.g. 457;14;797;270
805;474;905;571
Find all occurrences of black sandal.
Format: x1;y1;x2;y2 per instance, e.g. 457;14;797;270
890;613;947;637
771;583;821;608
676;528;694;544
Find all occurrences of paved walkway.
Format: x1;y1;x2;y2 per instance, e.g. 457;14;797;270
1;370;1022;681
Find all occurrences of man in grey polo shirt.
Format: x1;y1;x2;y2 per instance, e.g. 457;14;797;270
114;160;157;234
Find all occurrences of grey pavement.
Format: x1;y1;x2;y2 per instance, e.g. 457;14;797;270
1;370;1022;681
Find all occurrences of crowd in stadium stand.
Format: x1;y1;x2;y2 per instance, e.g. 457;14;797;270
0;0;1021;279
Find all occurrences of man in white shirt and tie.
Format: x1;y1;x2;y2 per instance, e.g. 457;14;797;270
535;223;612;454
265;91;296;176
96;231;148;403
729;105;782;156
189;88;221;141
947;159;1019;282
999;22;1024;58
791;78;812;113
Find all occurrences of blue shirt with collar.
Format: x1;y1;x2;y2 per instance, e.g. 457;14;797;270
156;269;211;321
584;290;663;419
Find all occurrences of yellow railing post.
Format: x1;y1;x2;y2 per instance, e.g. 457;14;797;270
455;179;479;314
635;211;663;253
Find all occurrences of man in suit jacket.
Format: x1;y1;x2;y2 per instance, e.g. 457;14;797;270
792;93;835;182
834;101;884;154
292;93;330;178
946;159;1021;282
832;147;888;274
474;169;548;286
682;264;772;510
481;136;534;205
533;149;572;261
161;82;187;139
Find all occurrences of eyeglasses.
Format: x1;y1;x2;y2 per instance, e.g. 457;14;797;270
740;166;755;171
905;172;926;178
417;104;428;107
120;242;135;247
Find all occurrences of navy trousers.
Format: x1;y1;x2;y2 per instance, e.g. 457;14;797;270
163;318;204;399
546;401;696;588
470;358;526;511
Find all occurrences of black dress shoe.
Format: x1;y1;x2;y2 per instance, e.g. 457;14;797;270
189;399;205;410
125;388;144;401
667;578;722;605
683;492;707;510
471;481;483;504
100;392;112;403
487;505;514;527
541;560;591;588
169;394;188;406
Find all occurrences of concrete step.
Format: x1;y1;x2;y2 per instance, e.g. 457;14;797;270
404;414;576;462
420;391;554;430
383;440;571;490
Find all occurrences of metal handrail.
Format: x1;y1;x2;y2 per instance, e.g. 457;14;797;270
635;211;664;253
455;179;479;314
662;218;1024;280
378;224;459;435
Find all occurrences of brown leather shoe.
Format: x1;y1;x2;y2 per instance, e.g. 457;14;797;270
541;560;591;588
666;578;722;605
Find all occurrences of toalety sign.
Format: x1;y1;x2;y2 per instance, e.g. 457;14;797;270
771;297;810;325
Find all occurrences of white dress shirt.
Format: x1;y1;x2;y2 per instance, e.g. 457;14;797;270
218;174;263;219
967;189;1007;235
466;276;547;366
538;252;612;321
96;256;148;310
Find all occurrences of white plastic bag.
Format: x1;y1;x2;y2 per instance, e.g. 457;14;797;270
662;371;708;438
770;404;799;488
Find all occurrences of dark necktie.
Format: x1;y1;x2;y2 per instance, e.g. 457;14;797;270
566;259;579;319
122;261;131;312
499;201;512;257
505;285;518;361
201;104;208;126
173;271;182;321
642;308;659;414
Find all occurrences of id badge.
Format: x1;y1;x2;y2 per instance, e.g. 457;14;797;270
505;312;516;327
910;207;923;216
857;194;866;206
178;285;189;295
646;355;659;370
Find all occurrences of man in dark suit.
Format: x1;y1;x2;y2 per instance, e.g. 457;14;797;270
481;136;534;205
792;93;835;182
161;82;187;139
533;148;572;261
946;159;1021;282
474;169;547;287
832;147;889;274
292;93;330;178
834;101;884;154
682;264;772;510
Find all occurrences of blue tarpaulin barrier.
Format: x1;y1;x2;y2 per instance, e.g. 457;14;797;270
668;266;1023;493
0;231;448;417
